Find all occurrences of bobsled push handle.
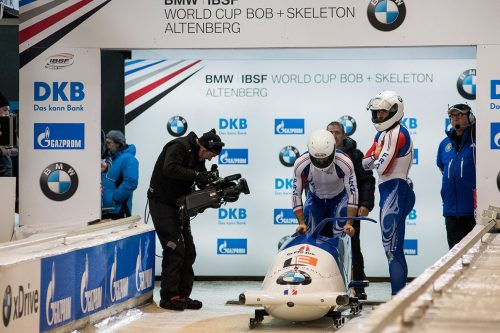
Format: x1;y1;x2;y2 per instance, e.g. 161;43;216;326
309;216;378;238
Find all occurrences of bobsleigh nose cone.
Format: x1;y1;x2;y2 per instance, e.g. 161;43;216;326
239;293;246;304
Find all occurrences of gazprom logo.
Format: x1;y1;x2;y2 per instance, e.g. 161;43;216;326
491;123;500;150
218;149;248;165
34;123;85;150
274;119;304;135
445;118;452;132
274;209;298;225
217;239;247;255
403;239;418;256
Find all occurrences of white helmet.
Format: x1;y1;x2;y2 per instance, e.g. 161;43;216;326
367;90;404;132
307;129;336;171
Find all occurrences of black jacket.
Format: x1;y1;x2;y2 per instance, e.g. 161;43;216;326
148;132;207;205
340;137;375;211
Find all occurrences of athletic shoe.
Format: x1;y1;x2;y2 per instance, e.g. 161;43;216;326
159;296;187;311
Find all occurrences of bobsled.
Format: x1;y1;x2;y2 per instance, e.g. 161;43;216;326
240;216;377;329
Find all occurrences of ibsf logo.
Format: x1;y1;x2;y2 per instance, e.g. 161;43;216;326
456;69;476;100
218;208;247;225
338;115;357;136
274;119;305;135
2;283;39;327
217;239;247;255
219;118;247;135
218;149;248;165
279;146;300;167
166;116;187;137
40;163;79;201
34;81;85;101
403;239;418;256
406;209;417;226
491;123;500;150
274;209;298;225
45;53;74;70
34;123;85;150
412;148;419;165
367;0;406;32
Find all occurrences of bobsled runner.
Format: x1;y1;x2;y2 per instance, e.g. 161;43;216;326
240;216;377;329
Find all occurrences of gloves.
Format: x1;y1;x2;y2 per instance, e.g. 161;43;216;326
195;171;211;186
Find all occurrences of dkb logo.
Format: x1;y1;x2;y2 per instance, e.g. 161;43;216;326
34;81;85;101
218;208;247;225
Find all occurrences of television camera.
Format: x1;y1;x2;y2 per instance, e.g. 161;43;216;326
177;165;250;221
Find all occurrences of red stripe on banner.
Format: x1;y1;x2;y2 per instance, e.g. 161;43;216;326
124;60;202;106
19;0;93;44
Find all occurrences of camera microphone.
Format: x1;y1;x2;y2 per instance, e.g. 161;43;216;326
211;164;218;172
455;124;461;130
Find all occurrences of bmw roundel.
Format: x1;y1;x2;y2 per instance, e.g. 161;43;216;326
277;270;312;285
40;162;79;201
367;0;406;32
167;115;188;137
497;170;500;192
2;285;12;327
338;115;357;137
456;69;476;100
279;146;300;167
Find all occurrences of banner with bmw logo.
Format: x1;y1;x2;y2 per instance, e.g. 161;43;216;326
126;55;476;277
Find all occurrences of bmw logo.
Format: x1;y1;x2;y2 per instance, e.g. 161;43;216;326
457;69;476;100
279;146;300;167
338;115;357;137
277;270;312;285
367;0;406;32
3;285;12;327
40;162;79;201
167;116;188;137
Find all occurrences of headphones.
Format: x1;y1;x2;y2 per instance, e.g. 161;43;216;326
448;103;475;125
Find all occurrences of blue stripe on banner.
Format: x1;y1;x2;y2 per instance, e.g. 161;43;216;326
20;0;37;7
125;59;145;67
125;60;167;76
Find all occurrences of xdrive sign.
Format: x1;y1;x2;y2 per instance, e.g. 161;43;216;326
2;284;39;328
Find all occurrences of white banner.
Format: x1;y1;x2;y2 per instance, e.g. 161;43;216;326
21;0;500;51
19;48;101;227
126;54;475;276
0;260;41;333
476;45;500;214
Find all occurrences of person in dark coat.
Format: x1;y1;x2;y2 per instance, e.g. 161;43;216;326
148;129;224;311
328;121;375;300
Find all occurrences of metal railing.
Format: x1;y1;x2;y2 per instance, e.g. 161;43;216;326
361;207;499;333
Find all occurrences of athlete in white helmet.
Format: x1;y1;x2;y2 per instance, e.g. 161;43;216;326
292;129;358;237
362;90;416;296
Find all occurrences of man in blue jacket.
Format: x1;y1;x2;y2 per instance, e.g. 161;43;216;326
101;130;139;220
436;104;476;249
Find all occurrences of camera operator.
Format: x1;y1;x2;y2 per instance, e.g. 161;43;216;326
147;129;224;311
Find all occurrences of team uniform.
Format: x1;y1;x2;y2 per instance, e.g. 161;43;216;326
363;123;415;295
292;150;358;235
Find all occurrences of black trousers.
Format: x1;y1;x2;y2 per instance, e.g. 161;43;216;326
149;199;196;300
445;215;476;249
351;219;366;281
